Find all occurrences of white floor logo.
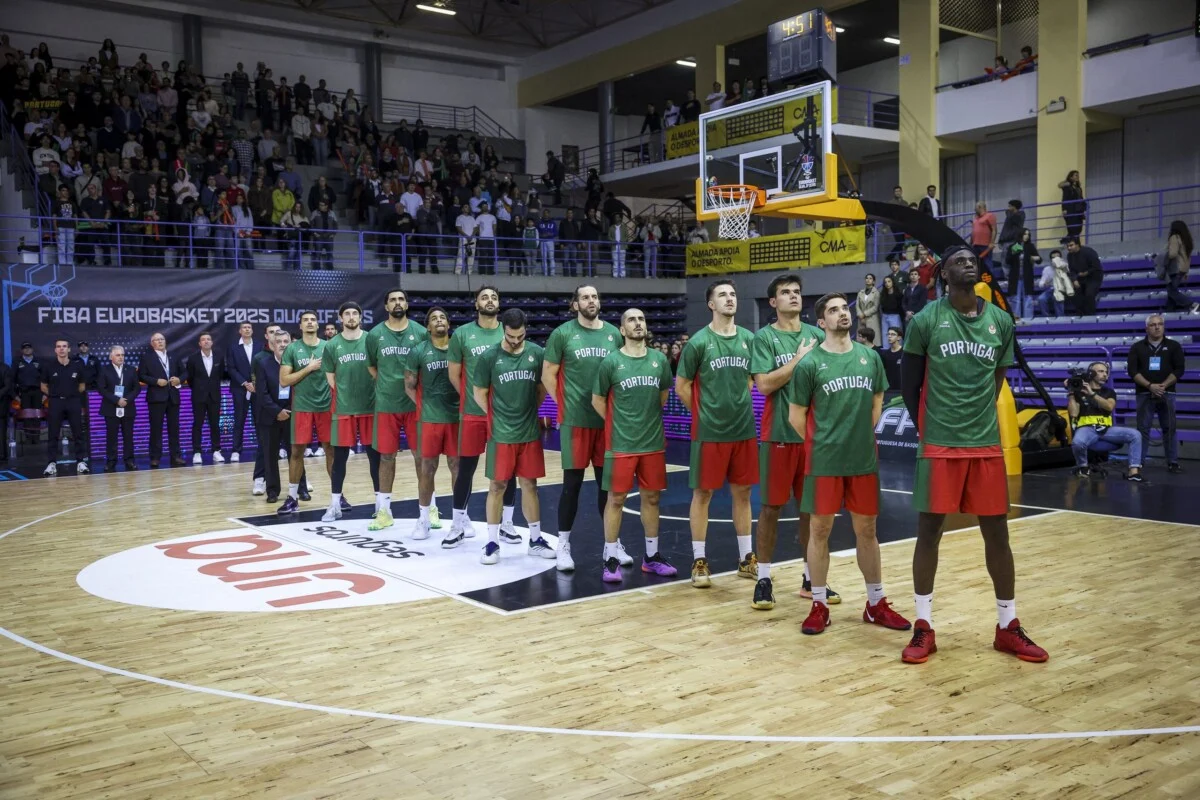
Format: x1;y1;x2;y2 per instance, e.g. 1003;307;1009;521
77;520;557;612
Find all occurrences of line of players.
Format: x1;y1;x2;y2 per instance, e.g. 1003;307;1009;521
279;244;1049;665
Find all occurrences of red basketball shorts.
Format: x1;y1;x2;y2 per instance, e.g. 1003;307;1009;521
913;451;1009;516
458;415;489;458
485;439;546;481
602;451;667;493
373;410;417;453
688;438;759;490
758;441;806;507
800;473;880;516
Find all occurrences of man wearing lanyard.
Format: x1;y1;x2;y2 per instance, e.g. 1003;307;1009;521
1127;314;1186;473
40;338;89;476
255;330;293;503
96;345;141;471
137;332;185;468
225;322;257;466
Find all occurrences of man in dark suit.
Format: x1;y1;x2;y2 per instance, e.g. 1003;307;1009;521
917;184;941;218
225;322;257;465
72;340;98;460
182;331;226;464
96;344;141;470
253;329;292;503
137;331;185;467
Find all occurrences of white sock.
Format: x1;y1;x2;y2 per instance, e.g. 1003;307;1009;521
736;535;753;560
813;586;828;607
487;523;500;544
866;583;885;605
453;508;468;527
603;541;619;560
528;521;541;539
692;541;706;559
997;598;1017;628
376;492;390;512
915;593;933;626
430;491;436;504
330;492;342;508
804;563;812;582
418;504;430;523
288;483;299;500
502;505;514;526
559;529;571;545
758;561;772;580
645;537;658;557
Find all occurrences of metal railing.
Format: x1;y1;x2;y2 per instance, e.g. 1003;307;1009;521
376;99;516;140
0;101;48;216
937;184;1200;247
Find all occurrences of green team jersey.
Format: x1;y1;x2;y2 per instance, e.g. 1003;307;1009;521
321;332;375;417
676;324;756;442
594;348;673;455
903;298;1014;453
281;339;331;412
407;340;459;424
544;318;623;428
448;320;504;418
366;319;428;413
473;343;545;444
750;321;826;443
790;341;887;476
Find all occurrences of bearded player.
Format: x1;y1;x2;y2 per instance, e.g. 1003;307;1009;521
748;273;836;610
446;285;518;547
789;293;910;636
366;289;428;531
405;307;459;541
278;311;333;514
320;301;379;522
900;245;1048;664
592;308;677;583
675;279;759;588
542;284;623;572
472;308;556;565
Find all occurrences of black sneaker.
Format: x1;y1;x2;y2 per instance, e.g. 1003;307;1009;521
1168;463;1183;474
752;577;776;610
801;577;842;604
277;496;300;515
1126;471;1144;483
298;486;312;501
1074;466;1091;478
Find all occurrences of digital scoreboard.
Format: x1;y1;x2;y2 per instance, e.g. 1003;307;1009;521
767;9;838;86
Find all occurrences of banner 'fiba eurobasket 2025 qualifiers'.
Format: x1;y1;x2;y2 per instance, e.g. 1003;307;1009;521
685;226;866;276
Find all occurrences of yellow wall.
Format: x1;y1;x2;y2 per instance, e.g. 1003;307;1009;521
1036;0;1087;243
898;0;940;199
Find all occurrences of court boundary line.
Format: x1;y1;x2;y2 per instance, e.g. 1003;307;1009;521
1;489;1198;744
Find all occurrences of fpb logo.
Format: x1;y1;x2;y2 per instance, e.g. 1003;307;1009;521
875;406;917;437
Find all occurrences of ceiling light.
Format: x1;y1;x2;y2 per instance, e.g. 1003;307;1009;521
835;26;845;33
676;59;696;68
883;36;901;45
416;3;456;15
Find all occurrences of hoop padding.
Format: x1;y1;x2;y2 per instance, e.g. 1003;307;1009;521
707;185;764;240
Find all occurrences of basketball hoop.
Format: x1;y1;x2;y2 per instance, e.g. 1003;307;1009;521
707;184;765;240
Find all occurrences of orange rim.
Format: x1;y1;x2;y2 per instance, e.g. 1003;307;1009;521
706;184;765;207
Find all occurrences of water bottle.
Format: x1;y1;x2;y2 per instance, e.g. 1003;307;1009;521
61;435;70;457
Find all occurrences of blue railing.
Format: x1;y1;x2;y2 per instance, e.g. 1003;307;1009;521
0;102;47;217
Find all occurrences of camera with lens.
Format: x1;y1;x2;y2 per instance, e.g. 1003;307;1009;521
1066;367;1088;393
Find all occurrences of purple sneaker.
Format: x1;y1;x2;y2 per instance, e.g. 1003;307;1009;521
339;495;353;512
276;496;300;515
641;553;678;577
602;557;622;583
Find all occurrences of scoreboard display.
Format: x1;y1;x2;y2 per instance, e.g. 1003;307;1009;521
767;9;838;86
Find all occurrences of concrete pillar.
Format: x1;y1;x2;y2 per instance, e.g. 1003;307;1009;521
1037;0;1087;243
695;44;726;106
897;0;939;203
363;42;383;122
182;14;203;75
598;80;615;174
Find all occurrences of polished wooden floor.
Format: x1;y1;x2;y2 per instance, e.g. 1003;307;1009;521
1;457;1198;799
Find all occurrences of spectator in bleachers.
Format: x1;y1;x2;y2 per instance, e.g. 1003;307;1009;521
704;81;725;111
1035;248;1072;317
1156;220;1199;314
725;80;743;106
1067;362;1142;481
681;89;701;123
1066;237;1103;316
970;201;998;276
856;273;882;344
902;268;927;327
542;150;565;204
537;207;558;275
1127;315;1186;473
1005;227;1040;321
663;99;681;129
1059;170;1086;242
880;274;903;334
996;199;1025;278
641;103;662;163
913;243;939;299
558;208;581;278
1011;46;1037;76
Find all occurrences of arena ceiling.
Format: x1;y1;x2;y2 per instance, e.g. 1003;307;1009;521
238;0;677;51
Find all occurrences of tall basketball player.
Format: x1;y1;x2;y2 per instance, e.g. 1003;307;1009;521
405;307;460;541
789;293;910;636
366;289;428;531
592;308;677;583
320;301;380;522
542;284;623;572
900;245;1048;664
278;311;332;514
675;279;759;588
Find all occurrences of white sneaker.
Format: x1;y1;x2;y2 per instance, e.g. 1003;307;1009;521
192;452;203;465
230;452;240;463
76;461;90;475
527;536;557;559
321;504;342;522
480;541;501;565
413;519;431;540
314;446;325;457
499;521;522;544
304;479;314;493
252;477;266;496
463;517;476;538
556;541;575;572
304;447;314;457
43;462;57;477
615;540;634;567
213;451;225;463
279;447;288;459
442;526;466;549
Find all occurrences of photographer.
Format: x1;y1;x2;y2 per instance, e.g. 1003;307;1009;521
1066;362;1142;481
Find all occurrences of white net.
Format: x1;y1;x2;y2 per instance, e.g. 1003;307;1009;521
708;186;759;240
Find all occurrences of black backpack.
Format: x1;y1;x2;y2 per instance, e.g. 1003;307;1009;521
1019;411;1058;451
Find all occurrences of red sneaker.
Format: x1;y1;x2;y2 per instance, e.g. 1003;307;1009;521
863;597;912;631
901;619;936;663
993;618;1049;662
801;602;830;635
